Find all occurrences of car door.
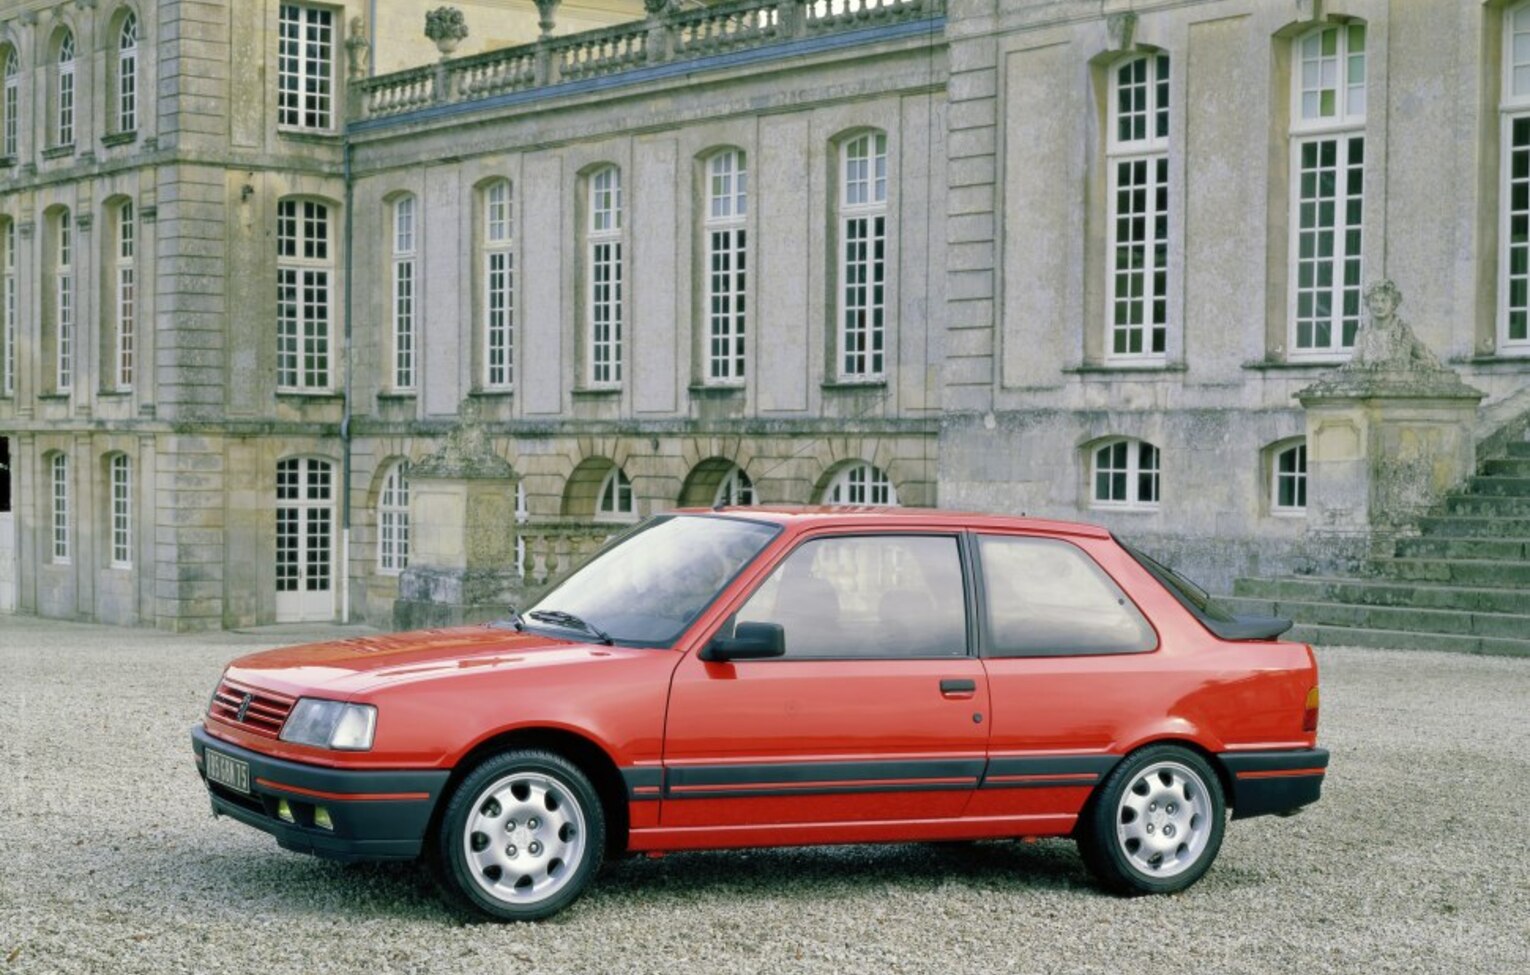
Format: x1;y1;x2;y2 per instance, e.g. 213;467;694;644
661;530;990;833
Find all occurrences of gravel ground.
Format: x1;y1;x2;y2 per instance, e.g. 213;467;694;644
1;617;1527;975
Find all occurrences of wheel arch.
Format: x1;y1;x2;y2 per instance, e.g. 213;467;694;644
1079;735;1236;832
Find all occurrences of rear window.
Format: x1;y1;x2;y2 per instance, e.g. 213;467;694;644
975;535;1156;657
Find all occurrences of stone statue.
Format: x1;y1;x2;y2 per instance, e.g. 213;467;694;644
534;0;560;37
345;16;371;79
425;7;470;57
1349;280;1443;372
412;397;512;480
643;0;674;16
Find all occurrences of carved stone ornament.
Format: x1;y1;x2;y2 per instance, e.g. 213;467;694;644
1295;0;1324;24
1105;12;1137;52
345;16;371;78
411;398;514;480
643;0;674;16
534;0;559;37
424;6;470;57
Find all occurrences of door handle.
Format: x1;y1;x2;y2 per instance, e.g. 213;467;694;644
939;678;977;697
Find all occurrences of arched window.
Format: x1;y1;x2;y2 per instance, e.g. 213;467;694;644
596;466;635;521
1501;4;1530;352
117;12;139;133
1290;22;1367;357
50;453;70;563
115;201;136;389
55;30;76;147
482;180;514;389
378;461;409;573
838;131;888;379
1272;441;1308;514
1106;53;1170;361
714;465;755;507
704;148;747;383
1091;438;1160;510
55;209;73;392
109;453;133;568
276;199;333;390
822;462;897;507
2;48;18;158
392;194;417;390
587;165;623;386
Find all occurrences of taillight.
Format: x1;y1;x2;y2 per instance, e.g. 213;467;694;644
1302;686;1320;733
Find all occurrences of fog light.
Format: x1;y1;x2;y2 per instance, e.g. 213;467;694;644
314;806;334;831
277;799;295;824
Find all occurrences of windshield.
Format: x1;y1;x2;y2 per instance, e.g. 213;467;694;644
524;515;780;646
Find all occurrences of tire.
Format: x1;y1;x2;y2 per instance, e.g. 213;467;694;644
436;749;606;921
1077;744;1225;896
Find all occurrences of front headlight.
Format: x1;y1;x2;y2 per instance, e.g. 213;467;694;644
279;699;377;751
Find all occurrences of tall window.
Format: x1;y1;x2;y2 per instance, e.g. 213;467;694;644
56;30;75;147
278;4;334;131
3;220;14;396
276;457;336;621
276;199;332;391
51;453;69;563
588;166;623;386
1092;439;1160;510
56;210;73;393
839;132;888;379
1273;443;1308;514
1107;54;1170;361
705;149;747;382
117;13;139;133
116;201;136;389
3;49;18;158
378;462;409;574
596;466;635;521
1500;4;1530;351
822;462;897;506
1290;23;1366;357
483;181;513;389
110;454;133;568
392;195;416;390
714;465;755;506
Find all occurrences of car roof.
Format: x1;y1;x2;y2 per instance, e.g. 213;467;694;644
670;505;1112;539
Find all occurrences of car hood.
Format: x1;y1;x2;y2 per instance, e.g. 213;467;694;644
222;624;650;698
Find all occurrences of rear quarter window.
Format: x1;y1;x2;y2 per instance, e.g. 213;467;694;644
976;534;1157;657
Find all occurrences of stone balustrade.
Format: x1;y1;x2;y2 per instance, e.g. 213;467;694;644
353;0;942;123
517;521;618;590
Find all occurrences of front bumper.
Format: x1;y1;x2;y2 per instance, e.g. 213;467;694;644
191;724;450;863
1220;748;1330;820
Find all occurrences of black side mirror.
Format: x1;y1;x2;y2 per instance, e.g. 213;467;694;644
701;621;786;662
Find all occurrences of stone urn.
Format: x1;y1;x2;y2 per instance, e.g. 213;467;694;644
425;7;469;58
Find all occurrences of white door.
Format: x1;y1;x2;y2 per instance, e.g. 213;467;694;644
275;457;335;622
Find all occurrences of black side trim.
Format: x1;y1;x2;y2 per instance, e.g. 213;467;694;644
620;766;663;801
1219;748;1330;775
665;758;986;798
983;755;1120;779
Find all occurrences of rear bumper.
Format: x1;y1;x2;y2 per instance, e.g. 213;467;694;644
191;724;449;863
1220;748;1329;820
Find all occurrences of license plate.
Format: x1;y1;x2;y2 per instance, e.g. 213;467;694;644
206;749;251;794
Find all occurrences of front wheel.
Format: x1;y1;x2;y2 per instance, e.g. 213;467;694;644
437;749;605;921
1077;744;1225;895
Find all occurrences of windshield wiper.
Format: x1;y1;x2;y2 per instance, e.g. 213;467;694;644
527;610;614;646
492;607;526;632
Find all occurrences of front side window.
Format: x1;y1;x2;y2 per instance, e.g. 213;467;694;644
56;30;75;147
1092;439;1160;510
278;4;334;131
276;199;332;390
483;181;513;389
976;534;1155;657
51;453;69;562
1501;4;1530;351
1107;54;1170;361
110;454;132;568
118;13;139;133
596;466;635;521
392;195;416;390
1273;442;1308;514
735;534;967;659
56;210;72;392
821;462;897;507
705;149;747;382
839;132;888;378
1290;23;1366;356
588;166;623;385
3;49;18;158
378;461;409;574
116;201;136;389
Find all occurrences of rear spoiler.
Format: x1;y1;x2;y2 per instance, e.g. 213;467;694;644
1202;614;1294;642
1117;539;1294;642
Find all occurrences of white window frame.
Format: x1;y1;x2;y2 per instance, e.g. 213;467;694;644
705;149;747;384
3;49;18;159
514;480;529;578
1091;439;1160;511
1105;53;1170;363
277;4;335;132
117;13;139;133
51;453;70;563
275;456;337;621
838;132;888;380
116;201;136;390
276;199;333;392
713;465;755;507
483;181;514;390
588;166;623;386
1272;442;1308;516
392;195;417;390
377;461;409;575
821;462;897;507
1499;3;1530;354
110;453;133;568
56;31;75;147
56;211;72;393
595;466;635;522
1289;22;1367;360
3;220;14;397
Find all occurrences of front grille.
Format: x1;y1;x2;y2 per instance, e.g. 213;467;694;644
208;679;295;739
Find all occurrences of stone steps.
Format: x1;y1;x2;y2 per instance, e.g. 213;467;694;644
1419;515;1530;537
1443;494;1530;517
1378;557;1530;588
1481;457;1530;477
1394;536;1530;560
1285;624;1530;657
1465;476;1530;497
1232;576;1530;616
1508;442;1530;458
1218;596;1530;641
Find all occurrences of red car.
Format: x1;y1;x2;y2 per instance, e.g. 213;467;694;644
192;508;1326;920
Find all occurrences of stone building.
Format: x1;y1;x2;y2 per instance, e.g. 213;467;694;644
0;0;1526;633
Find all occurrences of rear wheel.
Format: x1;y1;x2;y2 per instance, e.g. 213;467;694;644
1078;744;1224;895
437;749;605;921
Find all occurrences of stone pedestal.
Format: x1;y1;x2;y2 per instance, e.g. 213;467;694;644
1297;281;1485;562
393;404;520;629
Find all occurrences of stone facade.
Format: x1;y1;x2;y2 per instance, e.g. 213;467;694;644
0;0;1526;631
